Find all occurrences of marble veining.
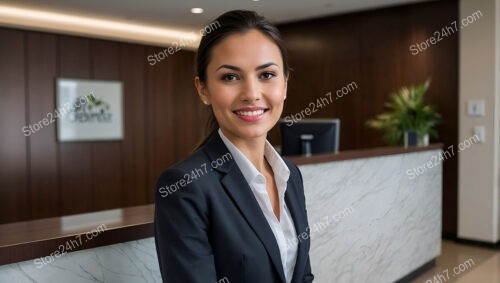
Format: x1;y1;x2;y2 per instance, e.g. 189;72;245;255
300;150;442;283
0;238;162;283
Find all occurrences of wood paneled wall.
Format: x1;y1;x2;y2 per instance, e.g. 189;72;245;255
274;0;458;236
0;28;205;224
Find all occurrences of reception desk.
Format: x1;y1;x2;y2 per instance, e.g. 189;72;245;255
288;144;443;282
0;144;442;282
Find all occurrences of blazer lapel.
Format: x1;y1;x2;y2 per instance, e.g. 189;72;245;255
284;175;308;283
221;172;287;282
203;132;287;283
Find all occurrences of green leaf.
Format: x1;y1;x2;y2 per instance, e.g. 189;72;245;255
365;79;441;145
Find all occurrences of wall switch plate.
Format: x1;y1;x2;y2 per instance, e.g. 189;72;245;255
473;126;485;143
467;100;485;116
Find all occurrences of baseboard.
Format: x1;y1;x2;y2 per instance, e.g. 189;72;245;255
455;237;500;249
394;259;436;283
441;232;457;240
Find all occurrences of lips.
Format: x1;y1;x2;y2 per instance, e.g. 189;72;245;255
233;107;269;122
235;109;265;116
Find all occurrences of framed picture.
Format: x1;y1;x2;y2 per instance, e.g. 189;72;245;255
56;78;124;142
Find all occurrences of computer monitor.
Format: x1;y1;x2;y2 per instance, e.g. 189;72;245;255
280;118;340;156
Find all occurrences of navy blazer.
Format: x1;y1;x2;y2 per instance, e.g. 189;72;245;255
154;131;314;283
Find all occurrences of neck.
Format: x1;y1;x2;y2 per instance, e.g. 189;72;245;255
221;128;267;173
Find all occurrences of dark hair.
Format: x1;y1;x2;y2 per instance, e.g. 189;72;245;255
194;10;290;149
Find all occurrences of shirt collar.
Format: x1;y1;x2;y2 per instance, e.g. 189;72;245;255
218;128;290;192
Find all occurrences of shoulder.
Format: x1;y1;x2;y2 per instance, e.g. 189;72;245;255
170;148;210;173
282;157;299;172
282;157;304;184
155;148;213;199
282;157;308;212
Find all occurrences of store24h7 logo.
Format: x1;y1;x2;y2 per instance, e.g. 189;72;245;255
69;95;112;123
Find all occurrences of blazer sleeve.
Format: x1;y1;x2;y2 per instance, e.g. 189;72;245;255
154;168;217;283
303;256;314;283
294;163;315;283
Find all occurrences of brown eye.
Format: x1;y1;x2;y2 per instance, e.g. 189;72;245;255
260;72;276;80
221;74;239;81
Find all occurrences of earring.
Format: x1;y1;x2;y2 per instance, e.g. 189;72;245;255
203;100;209;105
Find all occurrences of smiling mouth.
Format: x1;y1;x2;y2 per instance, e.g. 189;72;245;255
233;109;269;116
232;107;270;122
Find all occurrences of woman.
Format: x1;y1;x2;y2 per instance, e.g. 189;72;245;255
154;10;314;283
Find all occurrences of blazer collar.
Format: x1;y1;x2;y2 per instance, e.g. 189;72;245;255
202;131;309;283
202;130;234;174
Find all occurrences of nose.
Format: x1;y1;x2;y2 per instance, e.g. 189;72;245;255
240;77;261;102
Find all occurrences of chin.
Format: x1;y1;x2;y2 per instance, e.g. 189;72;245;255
241;126;269;138
232;123;271;140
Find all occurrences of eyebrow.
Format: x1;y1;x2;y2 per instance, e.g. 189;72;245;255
216;62;278;71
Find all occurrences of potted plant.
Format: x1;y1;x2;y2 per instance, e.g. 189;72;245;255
366;80;442;147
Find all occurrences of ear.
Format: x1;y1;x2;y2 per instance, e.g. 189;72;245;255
194;76;210;105
283;76;288;100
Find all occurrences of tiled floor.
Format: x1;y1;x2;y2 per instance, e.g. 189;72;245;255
412;240;500;283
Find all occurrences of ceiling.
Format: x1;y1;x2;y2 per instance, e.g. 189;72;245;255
0;0;433;49
0;0;432;30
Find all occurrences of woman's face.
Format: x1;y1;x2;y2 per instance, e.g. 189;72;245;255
195;29;287;143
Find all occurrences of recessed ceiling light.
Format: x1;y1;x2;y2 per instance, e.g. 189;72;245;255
191;8;204;14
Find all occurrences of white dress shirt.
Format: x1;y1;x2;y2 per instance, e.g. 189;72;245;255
218;128;298;283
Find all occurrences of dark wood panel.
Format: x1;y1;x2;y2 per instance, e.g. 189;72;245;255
277;0;458;236
58;36;93;215
358;9;408;148
90;40;123;210
170;51;204;161
120;44;148;206
146;47;173;202
0;29;28;223
0;28;204;224
286;16;363;149
27;32;60;219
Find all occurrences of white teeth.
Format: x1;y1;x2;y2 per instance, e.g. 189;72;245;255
235;110;265;116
